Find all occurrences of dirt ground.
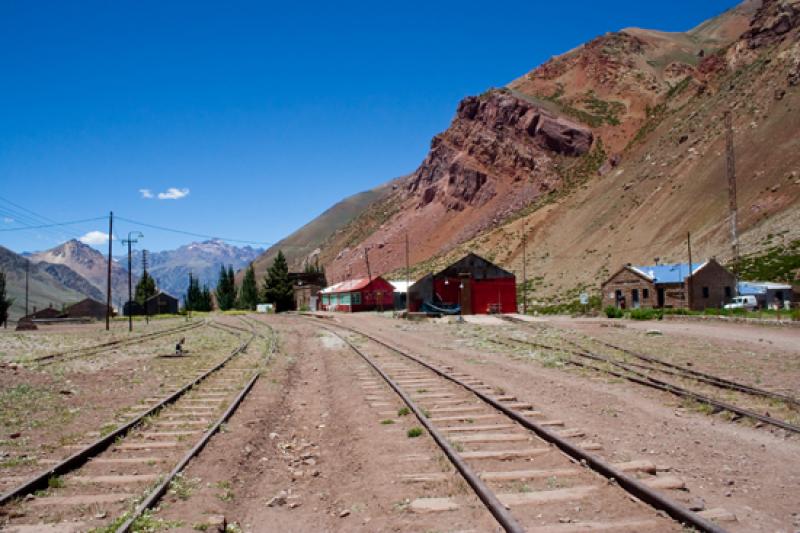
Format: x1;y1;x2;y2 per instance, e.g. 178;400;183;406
329;313;800;533
0;317;244;489
3;312;799;532
153;315;498;532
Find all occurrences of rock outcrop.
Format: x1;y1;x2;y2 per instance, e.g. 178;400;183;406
406;90;593;211
743;0;800;48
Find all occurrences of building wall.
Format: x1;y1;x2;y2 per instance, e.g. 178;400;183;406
688;261;736;310
471;278;517;314
320;278;395;312
601;269;657;309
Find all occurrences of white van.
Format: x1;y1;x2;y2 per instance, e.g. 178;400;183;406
724;295;757;311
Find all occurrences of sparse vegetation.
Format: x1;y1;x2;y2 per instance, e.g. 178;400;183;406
407;427;424;438
380;418;395;425
605;306;624;318
397;407;410;416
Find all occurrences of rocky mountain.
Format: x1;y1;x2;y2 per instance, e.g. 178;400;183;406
0;245;88;321
28;239;134;309
128;240;263;298
287;0;800;297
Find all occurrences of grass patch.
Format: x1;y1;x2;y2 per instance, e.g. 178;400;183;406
168;474;199;501
407;427;424;438
380;419;395;425
397;407;410;416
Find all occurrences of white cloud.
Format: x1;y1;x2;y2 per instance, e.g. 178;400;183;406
2;217;13;224
79;230;113;245
139;188;154;199
157;187;190;200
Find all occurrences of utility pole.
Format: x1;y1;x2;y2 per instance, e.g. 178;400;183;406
522;230;528;315
142;250;150;324
725;112;739;266
687;232;694;311
122;231;143;332
25;259;29;317
105;211;113;331
405;233;410;314
364;247;372;281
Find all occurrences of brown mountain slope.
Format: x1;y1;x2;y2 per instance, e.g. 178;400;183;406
281;0;800;298
28;239;135;310
241;179;399;284
0;246;88;321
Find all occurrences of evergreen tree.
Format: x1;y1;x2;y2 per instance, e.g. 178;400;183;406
215;264;236;310
199;284;213;311
0;271;13;328
134;270;157;305
184;273;201;311
262;250;294;312
238;263;258;310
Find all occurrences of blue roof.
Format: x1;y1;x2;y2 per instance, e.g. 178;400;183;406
630;262;706;284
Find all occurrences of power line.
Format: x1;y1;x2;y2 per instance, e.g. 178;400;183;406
0;216;107;232
115;215;280;246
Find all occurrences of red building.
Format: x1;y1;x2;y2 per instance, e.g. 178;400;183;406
319;277;395;312
408;253;517;315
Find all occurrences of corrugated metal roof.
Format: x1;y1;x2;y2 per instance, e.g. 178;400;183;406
630;261;707;284
319;278;372;294
738;281;792;294
389;280;410;293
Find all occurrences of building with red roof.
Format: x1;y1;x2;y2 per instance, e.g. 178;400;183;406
319;276;395;312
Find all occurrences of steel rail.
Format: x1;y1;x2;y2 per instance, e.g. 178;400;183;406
116;319;276;532
501;316;800;408
116;372;260;532
327;328;525;533
308;318;728;533
33;320;204;365
508;336;800;434
564;336;800;408
0;329;254;507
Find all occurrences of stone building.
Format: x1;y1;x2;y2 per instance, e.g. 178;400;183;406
601;259;735;311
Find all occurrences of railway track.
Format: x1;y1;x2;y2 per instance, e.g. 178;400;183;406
31;320;205;367
493;318;800;434
311;318;733;533
0;319;276;532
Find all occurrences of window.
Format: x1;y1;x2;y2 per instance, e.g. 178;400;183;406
352;292;361;305
643;288;649;299
724;286;732;298
702;287;710;298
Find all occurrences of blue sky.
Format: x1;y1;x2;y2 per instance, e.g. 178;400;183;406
0;0;740;253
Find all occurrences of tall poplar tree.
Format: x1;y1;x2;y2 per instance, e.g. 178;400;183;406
215;264;236;310
0;271;13;328
262;250;293;312
238;263;258;310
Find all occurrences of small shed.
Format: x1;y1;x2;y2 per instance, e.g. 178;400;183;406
64;298;113;320
389;280;410;310
319;277;395;312
24;305;62;321
408;253;517;315
738;281;794;309
145;292;179;315
601;259;735;311
123;301;145;317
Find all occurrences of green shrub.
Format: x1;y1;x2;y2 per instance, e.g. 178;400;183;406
629;308;663;320
604;306;624;318
791;309;800;321
407;427;423;438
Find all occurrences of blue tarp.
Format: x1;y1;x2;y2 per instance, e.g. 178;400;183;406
422;301;461;315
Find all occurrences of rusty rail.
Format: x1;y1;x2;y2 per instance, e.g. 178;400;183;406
307;317;728;533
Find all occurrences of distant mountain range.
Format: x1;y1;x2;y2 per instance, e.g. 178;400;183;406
126;239;263;298
27;239;135;310
0;238;262;321
1;245;89;320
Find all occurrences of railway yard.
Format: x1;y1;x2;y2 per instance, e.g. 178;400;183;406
0;313;798;532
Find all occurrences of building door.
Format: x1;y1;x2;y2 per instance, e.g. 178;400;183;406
632;289;640;309
657;287;665;308
615;290;624;309
459;274;472;315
